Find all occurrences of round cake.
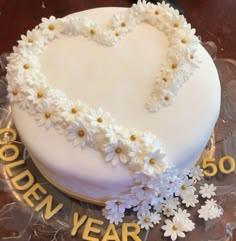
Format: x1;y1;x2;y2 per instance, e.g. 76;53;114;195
6;2;221;205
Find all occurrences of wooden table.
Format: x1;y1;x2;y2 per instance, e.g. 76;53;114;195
0;0;235;240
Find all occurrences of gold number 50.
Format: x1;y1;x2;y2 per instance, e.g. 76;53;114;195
201;156;235;176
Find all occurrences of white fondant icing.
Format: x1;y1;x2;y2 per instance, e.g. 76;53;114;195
9;6;220;202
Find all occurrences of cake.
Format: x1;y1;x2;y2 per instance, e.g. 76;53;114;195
6;0;220;214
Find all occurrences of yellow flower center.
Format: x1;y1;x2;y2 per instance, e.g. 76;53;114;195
172;224;178;231
144;217;150;223
162;77;168;82
115;32;119;37
78;129;85;137
154;10;159;15
190;55;194;59
121;21;126;27
149;158;156;165
181;38;187;44
44;112;51;119
23;64;30;69
12;90;18;96
173;22;179;28
90;29;96;35
164;96;169;101
130;135;136;141
48;24;55;31
166;208;171;213
71;108;78;114
37;91;43;98
171;63;177;69
28;38;33;43
97;117;103;123
181;184;187;190
115;147;122;154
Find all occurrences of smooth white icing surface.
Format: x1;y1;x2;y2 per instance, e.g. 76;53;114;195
12;7;221;201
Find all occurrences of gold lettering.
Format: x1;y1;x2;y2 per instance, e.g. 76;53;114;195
22;183;47;207
5;160;25;177
0;128;17;145
122;223;141;241
71;212;88;236
11;169;34;191
0;144;19;162
101;223;120;241
83;217;104;241
35;194;63;220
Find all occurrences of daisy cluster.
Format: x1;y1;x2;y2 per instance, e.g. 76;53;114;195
6;1;201;176
103;166;223;241
131;0;202;111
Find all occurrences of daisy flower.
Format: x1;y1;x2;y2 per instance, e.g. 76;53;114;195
174;209;195;232
112;12;136;32
7;83;22;103
142;149;166;176
162;217;186;241
164;54;184;75
87;107;114;128
145;3;167;29
128;143;142;168
170;28;200;50
103;140;129;166
181;192;199;207
164;197;180;210
110;28;127;42
46;88;67;107
131;184;155;201
27;83;49;104
105;196;131;213
133;172;150;185
35;100;59;129
39;16;63;40
11;57;39;79
121;128;142;146
162;205;175;217
67;118;92;148
188;165;204;182
158;71;174;87
61;100;86;122
137;211;160;230
199;183;216;199
104;125;123;143
198;199;223;221
141;132;160;151
174;208;190;219
160;89;175;107
133;200;151;213
102;208;124;225
178;178;196;198
79;18;105;44
186;48;202;68
18;29;45;48
167;13;188;31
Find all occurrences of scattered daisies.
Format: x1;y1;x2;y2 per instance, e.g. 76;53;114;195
198;199;223;221
102;166;222;241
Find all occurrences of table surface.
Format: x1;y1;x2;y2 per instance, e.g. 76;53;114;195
0;0;235;240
